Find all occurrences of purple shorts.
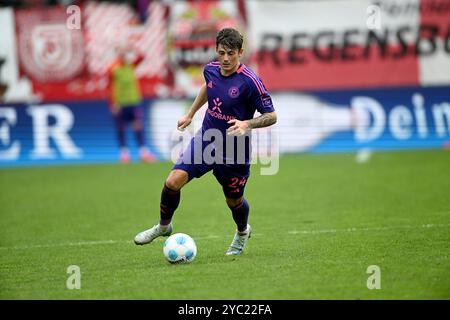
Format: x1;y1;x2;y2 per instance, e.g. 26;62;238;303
173;162;250;199
118;105;143;123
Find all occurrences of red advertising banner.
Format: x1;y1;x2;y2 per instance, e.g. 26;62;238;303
247;0;450;91
3;0;449;103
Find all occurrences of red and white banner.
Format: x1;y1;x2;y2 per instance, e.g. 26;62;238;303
247;0;450;91
9;2;172;102
0;7;40;103
2;0;449;103
16;8;85;82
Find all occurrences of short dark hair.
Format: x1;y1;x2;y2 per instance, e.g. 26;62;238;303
216;28;243;51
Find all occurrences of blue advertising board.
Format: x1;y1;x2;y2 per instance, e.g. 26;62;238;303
1;86;449;168
0;100;160;168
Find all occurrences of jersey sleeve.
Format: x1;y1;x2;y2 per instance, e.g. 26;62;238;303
203;65;209;84
246;75;275;114
203;62;217;84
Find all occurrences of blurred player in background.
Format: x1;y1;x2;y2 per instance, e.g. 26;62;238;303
134;28;277;255
107;44;156;164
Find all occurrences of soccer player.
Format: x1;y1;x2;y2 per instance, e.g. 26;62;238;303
134;28;277;255
107;45;156;164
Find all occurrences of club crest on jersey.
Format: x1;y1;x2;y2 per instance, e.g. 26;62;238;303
228;86;240;98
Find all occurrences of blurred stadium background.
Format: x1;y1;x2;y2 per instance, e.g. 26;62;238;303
0;0;449;300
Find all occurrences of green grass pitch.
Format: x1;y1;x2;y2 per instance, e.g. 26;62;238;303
0;150;449;299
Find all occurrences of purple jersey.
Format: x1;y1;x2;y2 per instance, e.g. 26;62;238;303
201;62;275;163
203;62;274;131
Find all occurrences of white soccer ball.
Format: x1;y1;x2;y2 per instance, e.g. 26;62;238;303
163;233;197;264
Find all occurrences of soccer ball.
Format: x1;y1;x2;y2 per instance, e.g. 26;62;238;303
163;233;197;264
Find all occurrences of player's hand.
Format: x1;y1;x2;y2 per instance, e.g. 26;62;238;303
177;115;192;131
110;105;119;116
227;119;250;136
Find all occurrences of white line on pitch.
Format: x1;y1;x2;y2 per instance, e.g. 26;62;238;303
0;235;221;250
0;223;448;251
287;223;450;235
0;239;122;250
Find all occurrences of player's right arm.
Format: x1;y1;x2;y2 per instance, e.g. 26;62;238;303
177;83;207;131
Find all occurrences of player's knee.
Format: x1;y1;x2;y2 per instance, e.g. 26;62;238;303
165;178;181;191
165;170;188;191
226;196;243;208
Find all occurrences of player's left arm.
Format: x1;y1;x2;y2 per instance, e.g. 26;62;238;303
247;111;277;129
227;111;277;136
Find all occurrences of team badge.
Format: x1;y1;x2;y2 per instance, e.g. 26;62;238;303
228;86;240;98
